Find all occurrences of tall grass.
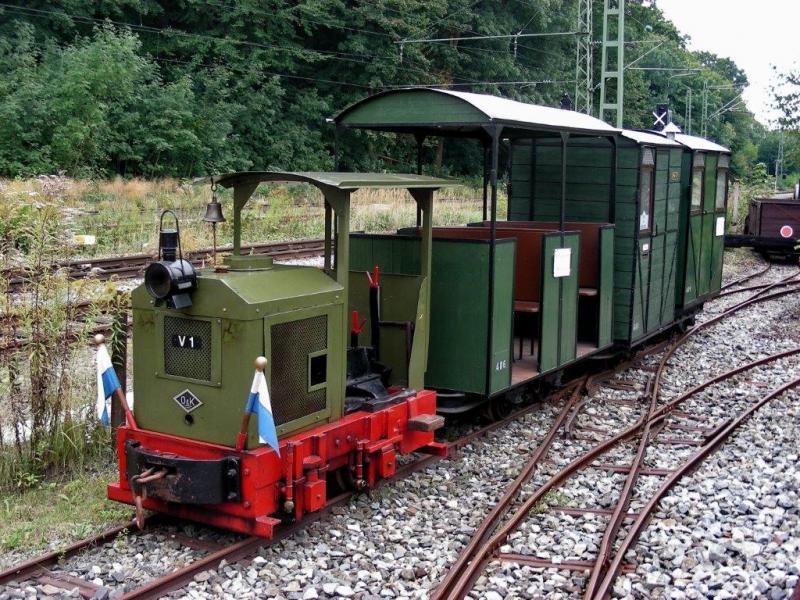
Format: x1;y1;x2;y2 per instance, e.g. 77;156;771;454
0;185;115;491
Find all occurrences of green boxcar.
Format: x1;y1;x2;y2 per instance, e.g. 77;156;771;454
509;130;683;346
673;135;730;310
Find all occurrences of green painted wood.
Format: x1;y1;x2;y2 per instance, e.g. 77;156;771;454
631;236;650;341
489;242;515;394
339;91;485;125
598;227;615;348
560;233;580;364
647;234;665;333
699;208;713;297
426;240;490;393
685;216;702;302
709;165;727;293
704;154;719;212
538;233;580;372
536;145;637;169
534;182;611;200
538;234;561;373
350;233;516;395
675;150;693;307
661;231;679;326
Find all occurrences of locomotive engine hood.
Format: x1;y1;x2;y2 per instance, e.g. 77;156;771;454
130;264;345;447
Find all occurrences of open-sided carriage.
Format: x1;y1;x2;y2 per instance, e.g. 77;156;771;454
336;88;730;413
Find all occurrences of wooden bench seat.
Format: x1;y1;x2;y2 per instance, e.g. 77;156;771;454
476;220;608;291
513;300;540;313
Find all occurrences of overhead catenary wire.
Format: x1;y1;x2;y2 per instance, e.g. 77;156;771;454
196;0;396;39
396;31;583;44
0;2;413;67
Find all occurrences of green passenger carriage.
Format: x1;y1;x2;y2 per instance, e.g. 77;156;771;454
336;88;729;414
672;133;730;310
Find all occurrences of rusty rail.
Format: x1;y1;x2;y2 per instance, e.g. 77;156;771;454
4;238;325;290
1;239;326;357
591;374;800;599
433;276;800;600
436;343;800;599
0;379;573;598
719;261;771;290
430;379;587;600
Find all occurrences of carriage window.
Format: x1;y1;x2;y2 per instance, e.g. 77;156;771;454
639;167;654;232
715;170;728;211
691;169;704;211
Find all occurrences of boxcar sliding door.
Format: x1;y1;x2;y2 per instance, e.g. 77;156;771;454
699;153;718;297
709;155;729;292
686;152;706;300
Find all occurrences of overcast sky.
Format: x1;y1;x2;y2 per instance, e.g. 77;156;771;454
655;0;799;128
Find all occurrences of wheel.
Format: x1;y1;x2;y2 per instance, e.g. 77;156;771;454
488;397;513;421
330;465;356;493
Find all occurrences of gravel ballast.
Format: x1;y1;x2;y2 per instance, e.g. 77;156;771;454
2;257;798;600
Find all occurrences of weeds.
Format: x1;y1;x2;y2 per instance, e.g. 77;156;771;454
0;185;115;491
0;465;130;557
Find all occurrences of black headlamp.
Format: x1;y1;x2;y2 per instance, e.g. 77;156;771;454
144;210;197;309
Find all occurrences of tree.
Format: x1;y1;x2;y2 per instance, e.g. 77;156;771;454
773;67;800;129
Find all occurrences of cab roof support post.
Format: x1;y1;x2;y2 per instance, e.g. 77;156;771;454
408;188;433;281
324;200;333;272
415;134;426;227
232;182;258;256
321;187;350;289
408;186;435;391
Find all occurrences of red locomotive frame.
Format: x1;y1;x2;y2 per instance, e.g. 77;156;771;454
108;390;445;537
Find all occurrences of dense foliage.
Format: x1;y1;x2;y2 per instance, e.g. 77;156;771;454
0;1;775;178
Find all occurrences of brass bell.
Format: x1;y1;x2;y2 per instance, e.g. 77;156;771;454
203;199;225;223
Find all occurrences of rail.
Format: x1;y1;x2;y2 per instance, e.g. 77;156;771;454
432;267;800;599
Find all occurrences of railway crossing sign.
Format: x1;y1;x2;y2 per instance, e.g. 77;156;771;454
652;104;669;130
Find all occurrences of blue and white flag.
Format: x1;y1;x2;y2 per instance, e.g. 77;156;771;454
96;343;121;427
245;369;280;455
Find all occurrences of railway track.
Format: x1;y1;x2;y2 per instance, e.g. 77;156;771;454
3;238;325;290
432;267;800;599
0;381;582;599
1;263;796;599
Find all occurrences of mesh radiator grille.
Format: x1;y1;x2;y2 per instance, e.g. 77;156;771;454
270;315;327;426
163;316;212;381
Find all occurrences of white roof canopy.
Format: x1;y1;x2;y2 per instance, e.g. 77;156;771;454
621;129;682;147
673;133;730;153
437;89;619;135
336;88;620;137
